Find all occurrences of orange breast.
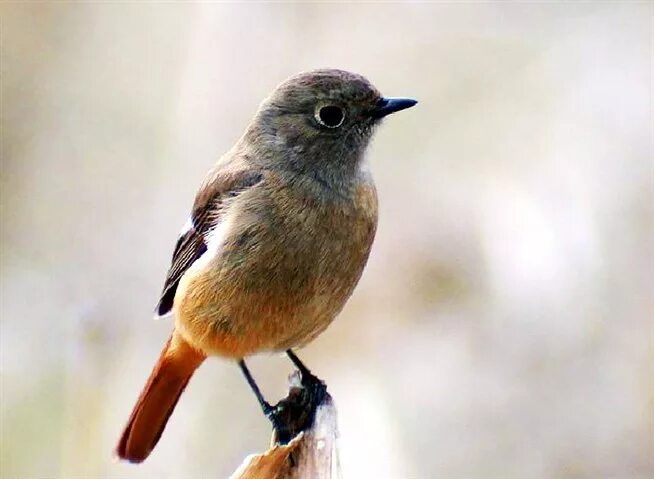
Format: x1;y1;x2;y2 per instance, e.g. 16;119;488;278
173;176;378;358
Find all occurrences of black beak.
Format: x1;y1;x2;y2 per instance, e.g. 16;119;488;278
371;97;418;119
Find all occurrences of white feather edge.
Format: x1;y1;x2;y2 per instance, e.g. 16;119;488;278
153;214;234;320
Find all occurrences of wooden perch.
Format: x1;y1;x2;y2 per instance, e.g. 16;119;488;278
229;371;341;479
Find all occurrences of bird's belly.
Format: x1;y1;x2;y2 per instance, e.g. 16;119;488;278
173;208;375;358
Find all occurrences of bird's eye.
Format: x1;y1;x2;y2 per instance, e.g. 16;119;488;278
315;105;345;128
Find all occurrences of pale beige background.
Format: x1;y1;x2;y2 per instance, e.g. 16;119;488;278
1;2;652;478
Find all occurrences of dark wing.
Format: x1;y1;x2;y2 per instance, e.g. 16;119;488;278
155;168;264;316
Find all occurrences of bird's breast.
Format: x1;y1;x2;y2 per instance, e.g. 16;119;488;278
174;177;378;357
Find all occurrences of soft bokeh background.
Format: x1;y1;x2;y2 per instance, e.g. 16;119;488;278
1;2;652;478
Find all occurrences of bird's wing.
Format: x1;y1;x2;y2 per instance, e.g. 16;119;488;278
155;168;264;317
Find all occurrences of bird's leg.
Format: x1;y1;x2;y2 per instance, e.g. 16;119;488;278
251;349;326;445
239;354;328;445
238;359;273;415
285;349;325;400
286;349;327;402
286;349;316;382
239;359;304;441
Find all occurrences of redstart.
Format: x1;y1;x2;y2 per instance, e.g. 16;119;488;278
116;69;416;463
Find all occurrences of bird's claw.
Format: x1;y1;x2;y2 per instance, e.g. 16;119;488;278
266;370;328;445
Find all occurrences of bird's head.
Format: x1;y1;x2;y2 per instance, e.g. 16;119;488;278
244;69;416;175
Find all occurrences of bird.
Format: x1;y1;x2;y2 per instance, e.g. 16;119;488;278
115;68;416;463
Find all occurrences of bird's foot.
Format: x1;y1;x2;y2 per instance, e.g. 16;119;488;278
266;370;328;445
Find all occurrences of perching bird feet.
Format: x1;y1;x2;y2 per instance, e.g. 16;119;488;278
267;368;328;445
238;350;328;444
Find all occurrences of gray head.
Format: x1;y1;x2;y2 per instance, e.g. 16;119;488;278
242;69;416;176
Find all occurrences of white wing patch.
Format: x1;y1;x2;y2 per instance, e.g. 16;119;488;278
184;213;235;278
154;214;234;320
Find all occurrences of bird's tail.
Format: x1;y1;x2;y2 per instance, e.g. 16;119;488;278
115;331;205;463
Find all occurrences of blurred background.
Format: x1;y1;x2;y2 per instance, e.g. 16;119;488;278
1;2;652;478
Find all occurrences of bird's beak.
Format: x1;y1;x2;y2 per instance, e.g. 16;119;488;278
370;97;418;119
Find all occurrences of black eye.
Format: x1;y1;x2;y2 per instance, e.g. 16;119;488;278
316;105;345;128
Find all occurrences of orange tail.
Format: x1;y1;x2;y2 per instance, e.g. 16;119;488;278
116;332;205;463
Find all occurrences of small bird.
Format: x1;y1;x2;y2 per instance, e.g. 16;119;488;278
116;69;416;463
